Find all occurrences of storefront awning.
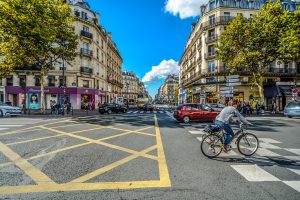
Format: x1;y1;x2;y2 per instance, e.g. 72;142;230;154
264;85;292;97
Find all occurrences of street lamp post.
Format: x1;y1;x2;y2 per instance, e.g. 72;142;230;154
61;41;68;115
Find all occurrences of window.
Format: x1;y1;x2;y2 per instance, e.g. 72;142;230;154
101;40;104;49
101;53;104;63
185;104;199;111
209;15;215;25
82;26;89;32
201;104;212;111
81;11;88;20
96;80;99;89
208;29;215;39
97;48;99;59
59;76;65;87
208;45;215;56
208;61;215;72
35;76;41;86
83;43;89;50
6;76;13;86
0;79;2;86
48;76;55;87
83;80;89;88
19;76;26;87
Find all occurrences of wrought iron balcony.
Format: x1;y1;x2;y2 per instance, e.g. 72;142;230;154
80;30;93;40
80;48;93;58
80;66;93;74
205;52;216;59
206;34;218;43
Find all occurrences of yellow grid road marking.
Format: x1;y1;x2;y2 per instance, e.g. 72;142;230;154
0;128;41;136
40;126;157;160
7;134;63;146
0;114;171;194
71;145;157;183
154;114;171;186
0;141;56;186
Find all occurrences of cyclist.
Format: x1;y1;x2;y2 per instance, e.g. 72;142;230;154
215;100;252;152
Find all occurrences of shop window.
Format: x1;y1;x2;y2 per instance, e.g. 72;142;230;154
6;76;13;86
83;80;89;88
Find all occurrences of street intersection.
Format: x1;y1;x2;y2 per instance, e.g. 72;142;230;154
0;111;299;199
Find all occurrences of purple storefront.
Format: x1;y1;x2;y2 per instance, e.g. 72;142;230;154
5;86;106;110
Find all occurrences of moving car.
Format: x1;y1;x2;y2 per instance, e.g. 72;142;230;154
284;102;300;118
0;103;22;117
144;103;154;111
173;103;220;123
206;103;226;111
99;103;127;114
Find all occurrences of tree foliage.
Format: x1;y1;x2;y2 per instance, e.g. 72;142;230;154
216;1;299;100
0;0;78;112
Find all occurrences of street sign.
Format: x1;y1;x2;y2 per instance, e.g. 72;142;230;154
227;75;240;79
220;90;233;94
220;87;234;91
227;82;242;87
227;78;240;83
220;94;234;98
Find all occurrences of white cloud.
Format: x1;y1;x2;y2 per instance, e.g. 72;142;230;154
164;0;206;19
142;59;179;82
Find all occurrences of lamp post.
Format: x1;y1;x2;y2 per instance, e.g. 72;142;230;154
61;41;69;115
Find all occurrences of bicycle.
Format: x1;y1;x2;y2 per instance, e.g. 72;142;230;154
201;123;259;158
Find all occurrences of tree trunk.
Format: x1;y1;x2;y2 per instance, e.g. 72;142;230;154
40;70;45;114
257;79;265;103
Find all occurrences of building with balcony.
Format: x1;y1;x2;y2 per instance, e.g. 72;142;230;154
122;71;141;104
156;74;179;104
179;0;300;110
1;0;123;110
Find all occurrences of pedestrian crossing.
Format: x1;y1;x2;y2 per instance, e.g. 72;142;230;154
127;110;173;115
181;122;300;193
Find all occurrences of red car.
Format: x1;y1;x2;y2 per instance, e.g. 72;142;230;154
173;103;220;123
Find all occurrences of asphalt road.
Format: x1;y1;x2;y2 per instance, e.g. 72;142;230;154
0;110;299;200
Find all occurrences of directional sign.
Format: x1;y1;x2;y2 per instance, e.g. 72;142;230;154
227;75;240;79
227;82;242;87
220;87;234;91
220;90;233;94
221;94;234;98
227;78;240;83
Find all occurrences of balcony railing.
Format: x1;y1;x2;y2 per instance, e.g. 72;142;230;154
266;68;297;73
206;34;218;43
80;30;93;40
80;48;93;58
205;52;215;59
80;67;93;74
202;16;236;28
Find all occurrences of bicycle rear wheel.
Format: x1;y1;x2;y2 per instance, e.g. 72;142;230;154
201;134;223;158
237;133;259;156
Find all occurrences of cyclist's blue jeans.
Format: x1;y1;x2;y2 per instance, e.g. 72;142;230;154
215;120;234;145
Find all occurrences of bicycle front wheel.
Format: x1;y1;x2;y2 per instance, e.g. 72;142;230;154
201;134;223;158
237;133;259;156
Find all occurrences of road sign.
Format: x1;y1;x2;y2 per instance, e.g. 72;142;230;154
227;82;242;87
220;87;234;91
292;87;299;94
227;75;240;79
220;90;233;94
220;94;234;98
227;78;240;83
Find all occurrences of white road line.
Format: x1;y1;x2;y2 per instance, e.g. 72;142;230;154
133;111;138;114
220;150;239;157
153;111;157;114
0;125;23;127
127;111;133;114
231;164;280;182
189;131;205;135
284;166;300;175
256;148;281;157
196;137;202;142
285;149;300;156
283;181;300;193
159;111;163;113
260;138;282;144
283;156;300;162
259;143;281;149
0;128;8;131
179;123;190;126
140;111;144;114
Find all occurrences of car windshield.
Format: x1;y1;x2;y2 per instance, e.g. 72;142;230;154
176;105;183;110
286;102;300;108
201;104;212;111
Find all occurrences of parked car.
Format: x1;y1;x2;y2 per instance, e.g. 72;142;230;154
144;103;154;111
99;103;127;114
173;103;220;123
284;102;300;118
0;103;22;117
206;103;226;111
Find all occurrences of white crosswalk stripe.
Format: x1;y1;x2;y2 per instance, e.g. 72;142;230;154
231;164;280;182
133;111;138;114
285;149;300;156
283;181;300;193
159;111;163;113
127;111;133;114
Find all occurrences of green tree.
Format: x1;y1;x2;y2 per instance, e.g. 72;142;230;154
216;2;292;101
0;0;78;113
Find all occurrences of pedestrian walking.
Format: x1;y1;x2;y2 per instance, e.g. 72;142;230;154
272;101;277;114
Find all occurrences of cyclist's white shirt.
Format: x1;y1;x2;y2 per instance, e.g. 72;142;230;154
215;106;249;124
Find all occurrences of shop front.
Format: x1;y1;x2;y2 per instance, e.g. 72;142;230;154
5;86;106;110
264;84;294;111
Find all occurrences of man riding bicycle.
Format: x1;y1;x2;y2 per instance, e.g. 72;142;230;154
215;100;252;152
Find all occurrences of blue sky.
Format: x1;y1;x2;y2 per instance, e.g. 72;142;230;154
88;0;201;97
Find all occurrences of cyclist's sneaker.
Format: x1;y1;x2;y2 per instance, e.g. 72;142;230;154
223;144;232;153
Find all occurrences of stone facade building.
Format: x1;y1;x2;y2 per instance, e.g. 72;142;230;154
179;0;300;111
0;0;122;110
